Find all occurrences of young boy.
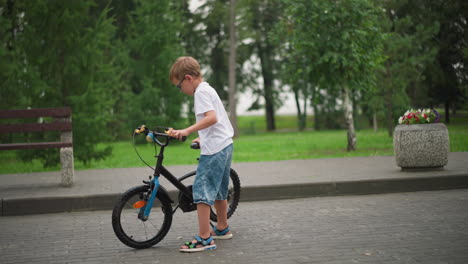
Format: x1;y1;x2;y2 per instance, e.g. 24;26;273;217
168;56;234;253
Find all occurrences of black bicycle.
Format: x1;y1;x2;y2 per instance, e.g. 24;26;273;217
112;125;241;249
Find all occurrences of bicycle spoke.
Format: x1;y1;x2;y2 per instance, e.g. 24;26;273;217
143;222;148;241
112;185;172;248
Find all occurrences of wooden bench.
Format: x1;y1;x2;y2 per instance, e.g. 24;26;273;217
0;107;75;186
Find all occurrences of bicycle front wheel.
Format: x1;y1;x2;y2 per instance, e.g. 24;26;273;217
112;185;173;249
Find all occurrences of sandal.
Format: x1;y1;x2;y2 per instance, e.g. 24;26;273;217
212;226;233;240
179;235;216;253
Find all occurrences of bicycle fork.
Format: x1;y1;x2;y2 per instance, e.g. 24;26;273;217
138;176;160;221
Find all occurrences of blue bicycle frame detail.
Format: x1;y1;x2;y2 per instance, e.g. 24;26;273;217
139;176;160;220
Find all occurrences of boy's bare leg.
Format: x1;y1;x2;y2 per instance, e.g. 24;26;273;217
180;203;214;249
197;203;212;239
214;200;228;229
213;200;231;233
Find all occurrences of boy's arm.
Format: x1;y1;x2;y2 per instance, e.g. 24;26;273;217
168;110;217;140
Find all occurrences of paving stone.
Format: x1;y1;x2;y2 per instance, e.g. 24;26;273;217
0;189;468;263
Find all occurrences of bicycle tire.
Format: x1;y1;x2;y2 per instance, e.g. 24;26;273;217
112;185;173;249
178;168;241;222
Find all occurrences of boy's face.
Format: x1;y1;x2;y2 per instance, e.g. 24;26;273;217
172;75;196;96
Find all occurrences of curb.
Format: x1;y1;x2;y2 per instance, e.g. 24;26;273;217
241;174;468;201
2;174;468;216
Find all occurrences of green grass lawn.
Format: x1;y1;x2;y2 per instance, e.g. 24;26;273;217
1;114;467;174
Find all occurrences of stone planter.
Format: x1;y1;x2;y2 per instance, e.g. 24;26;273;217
393;123;449;170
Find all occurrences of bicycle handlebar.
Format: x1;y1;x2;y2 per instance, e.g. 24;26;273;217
134;125;186;147
190;142;200;149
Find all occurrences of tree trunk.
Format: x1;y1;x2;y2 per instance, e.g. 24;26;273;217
384;61;394;137
299;77;308;131
373;112;378;132
228;0;239;137
313;105;319;130
311;87;319;131
6;0;16;51
293;78;308;131
444;100;450;124
293;84;303;130
384;10;395;138
351;89;358;129
258;45;275;131
300;88;307;131
264;89;275;131
343;87;356;151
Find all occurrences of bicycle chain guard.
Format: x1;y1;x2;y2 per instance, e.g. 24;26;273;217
178;185;197;212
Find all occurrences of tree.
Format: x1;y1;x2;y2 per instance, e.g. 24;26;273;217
423;0;468;122
0;0;121;166
283;0;385;150
186;0;230;102
371;0;466;135
239;0;285;131
228;0;239;136
371;0;439;136
0;0;25;110
186;0;251;134
272;28;313;131
123;0;186;130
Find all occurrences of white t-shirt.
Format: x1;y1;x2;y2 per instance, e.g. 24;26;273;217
194;82;234;155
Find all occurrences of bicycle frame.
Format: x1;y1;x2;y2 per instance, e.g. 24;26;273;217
139;143;192;220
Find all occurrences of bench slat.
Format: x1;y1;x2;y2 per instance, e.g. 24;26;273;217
0;107;71;119
0;142;73;150
0;122;72;133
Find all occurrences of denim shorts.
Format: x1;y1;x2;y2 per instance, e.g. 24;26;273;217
193;144;233;205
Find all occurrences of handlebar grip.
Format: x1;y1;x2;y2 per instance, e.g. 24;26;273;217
135;125;147;134
190;142;200;149
164;129;187;141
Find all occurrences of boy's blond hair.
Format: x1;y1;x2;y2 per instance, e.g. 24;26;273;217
169;56;202;81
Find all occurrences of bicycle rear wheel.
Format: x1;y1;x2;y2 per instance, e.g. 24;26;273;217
178;168;241;222
112;185;173;249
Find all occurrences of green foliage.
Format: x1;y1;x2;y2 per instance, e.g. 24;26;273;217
238;0;286;130
284;0;385;91
0;0;121;166
0;1;188;168
276;0;385;148
2;113;468;174
423;0;467;117
185;0;252;106
189;0;230;100
371;0;440;136
122;0;186;131
1;0;466;170
369;0;467;133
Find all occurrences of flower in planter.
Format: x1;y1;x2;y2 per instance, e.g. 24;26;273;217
398;108;440;125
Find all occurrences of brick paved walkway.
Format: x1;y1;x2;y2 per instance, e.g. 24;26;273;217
1;189;467;264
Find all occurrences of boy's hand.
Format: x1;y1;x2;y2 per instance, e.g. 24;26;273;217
167;128;190;141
